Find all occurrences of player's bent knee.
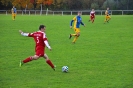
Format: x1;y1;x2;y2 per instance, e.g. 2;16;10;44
76;33;80;37
43;54;50;60
32;55;39;60
77;34;80;37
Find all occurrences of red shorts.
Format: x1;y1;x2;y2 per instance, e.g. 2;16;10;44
35;46;45;57
90;16;95;20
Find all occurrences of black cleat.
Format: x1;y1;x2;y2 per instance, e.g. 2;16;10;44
69;34;72;39
53;65;56;71
53;68;55;71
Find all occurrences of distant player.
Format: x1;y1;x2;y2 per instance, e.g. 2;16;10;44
89;9;95;23
11;6;17;20
19;25;56;71
69;11;85;43
104;7;111;23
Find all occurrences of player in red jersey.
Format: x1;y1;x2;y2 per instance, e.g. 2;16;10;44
19;25;56;71
89;9;95;23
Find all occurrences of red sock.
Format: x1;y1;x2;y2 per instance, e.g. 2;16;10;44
23;57;32;63
46;59;54;68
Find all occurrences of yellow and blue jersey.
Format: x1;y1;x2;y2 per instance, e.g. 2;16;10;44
105;10;110;16
12;7;17;13
70;16;84;28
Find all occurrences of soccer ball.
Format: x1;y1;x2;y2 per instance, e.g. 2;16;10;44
62;66;69;72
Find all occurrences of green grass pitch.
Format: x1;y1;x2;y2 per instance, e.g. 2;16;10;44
0;14;133;88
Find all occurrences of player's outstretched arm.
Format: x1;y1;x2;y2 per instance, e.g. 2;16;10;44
81;22;85;27
19;30;29;36
70;20;74;29
19;30;23;33
44;40;52;51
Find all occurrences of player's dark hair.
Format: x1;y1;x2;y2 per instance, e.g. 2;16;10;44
39;25;46;30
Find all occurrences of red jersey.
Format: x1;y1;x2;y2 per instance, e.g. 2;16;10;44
28;31;47;47
28;31;47;56
90;11;95;17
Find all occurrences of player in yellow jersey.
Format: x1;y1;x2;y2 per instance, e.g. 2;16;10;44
104;7;111;23
69;11;85;43
11;6;17;20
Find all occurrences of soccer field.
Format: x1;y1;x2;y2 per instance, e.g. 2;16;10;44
0;15;133;88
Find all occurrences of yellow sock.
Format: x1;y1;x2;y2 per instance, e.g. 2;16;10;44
72;36;78;43
104;19;107;22
108;18;110;21
71;34;76;36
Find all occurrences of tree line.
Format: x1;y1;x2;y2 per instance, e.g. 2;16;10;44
0;0;133;10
